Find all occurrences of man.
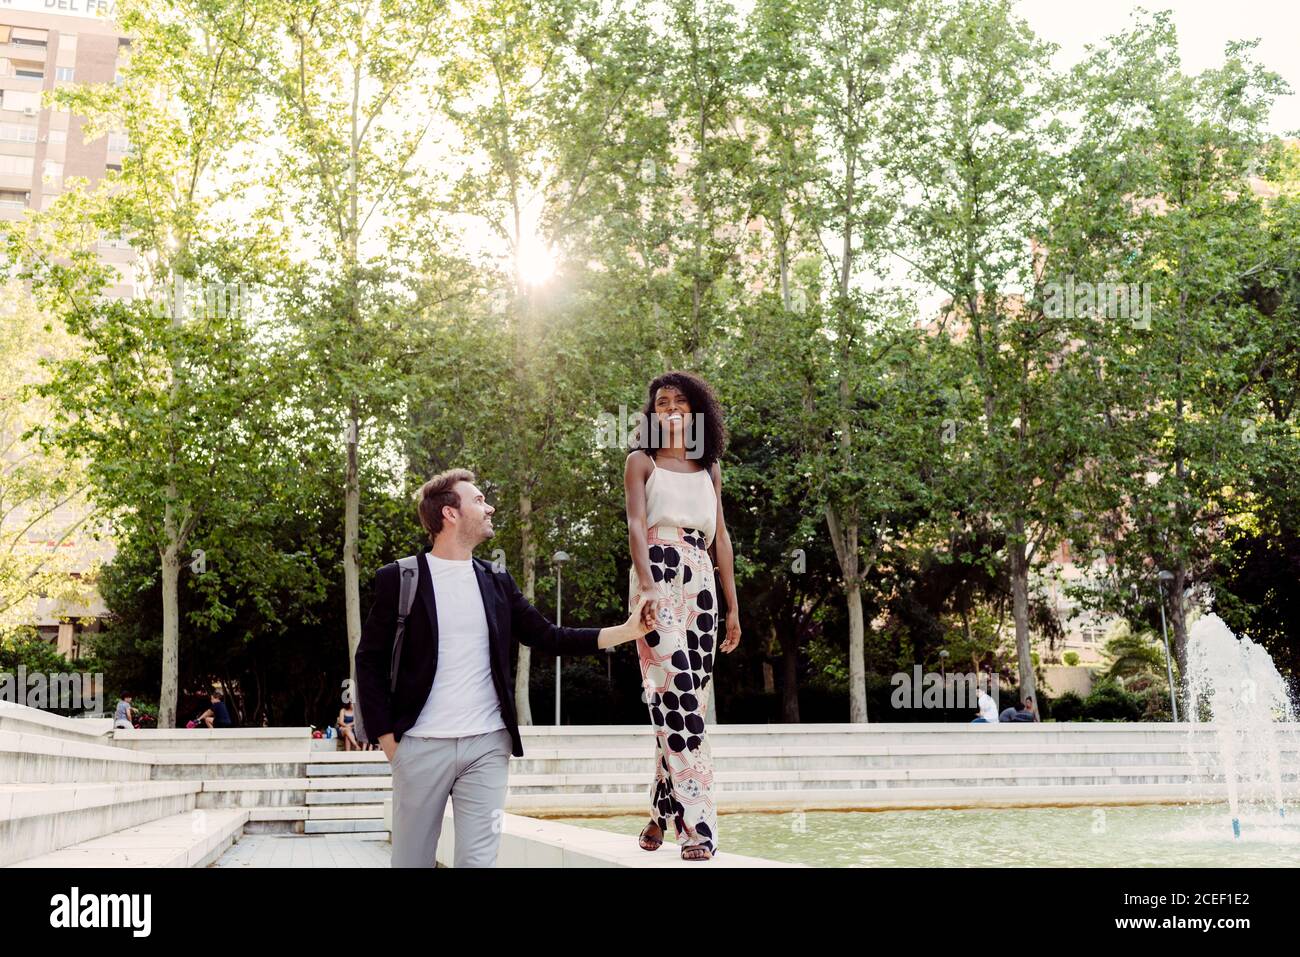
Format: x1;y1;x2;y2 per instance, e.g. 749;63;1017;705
114;694;134;729
998;698;1035;723
355;468;651;868
197;691;233;729
1012;697;1036;722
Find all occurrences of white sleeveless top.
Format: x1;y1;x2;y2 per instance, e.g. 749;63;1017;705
644;459;717;548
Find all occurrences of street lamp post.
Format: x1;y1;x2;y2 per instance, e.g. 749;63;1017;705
1156;570;1179;722
553;550;570;726
938;649;949;716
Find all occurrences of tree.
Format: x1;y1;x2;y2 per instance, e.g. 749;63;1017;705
0;282;101;630
3;0;290;726
883;0;1107;721
798;0;921;722
1063;12;1292;680
240;0;457;707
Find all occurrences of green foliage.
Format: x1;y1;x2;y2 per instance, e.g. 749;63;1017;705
1051;691;1086;722
1102;625;1167;681
1082;679;1145;722
5;0;1297;727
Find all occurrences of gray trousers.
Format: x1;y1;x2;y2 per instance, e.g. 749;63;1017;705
389;727;513;868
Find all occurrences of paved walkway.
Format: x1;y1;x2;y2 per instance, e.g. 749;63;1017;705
211;833;391;868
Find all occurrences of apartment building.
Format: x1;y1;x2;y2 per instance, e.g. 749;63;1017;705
0;0;132;286
2;0;127;654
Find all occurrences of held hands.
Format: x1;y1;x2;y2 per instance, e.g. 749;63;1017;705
637;583;664;631
621;592;654;643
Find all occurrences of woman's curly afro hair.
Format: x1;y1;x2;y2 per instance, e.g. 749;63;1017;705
632;370;727;470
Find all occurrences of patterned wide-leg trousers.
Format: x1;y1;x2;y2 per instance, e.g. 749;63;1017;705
633;525;719;853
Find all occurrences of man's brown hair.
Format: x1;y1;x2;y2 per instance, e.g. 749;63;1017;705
416;468;476;543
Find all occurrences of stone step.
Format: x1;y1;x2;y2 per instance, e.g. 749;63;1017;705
306;761;393;777
0;702;115;745
147;737;1294;779
305;803;385;819
110;727;316;753
306;790;390;805
195;776;393;792
212;804;387;825
7;809;248;868
304;818;387;834
0;729;155;784
0;781;201;867
195;788;392;810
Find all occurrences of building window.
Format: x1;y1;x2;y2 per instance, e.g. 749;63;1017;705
46;128;66;145
0;189;29;209
42;160;62;186
108;131;129;153
7;26;50;48
98;227;131;249
1;89;42;112
0;154;34;176
0;123;37;143
56;67;74;82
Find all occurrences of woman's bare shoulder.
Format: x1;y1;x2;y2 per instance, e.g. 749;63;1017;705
625;449;654;474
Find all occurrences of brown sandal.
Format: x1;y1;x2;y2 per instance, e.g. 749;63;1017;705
681;845;713;861
638;822;663;851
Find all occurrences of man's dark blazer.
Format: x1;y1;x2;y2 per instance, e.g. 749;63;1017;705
354;546;600;757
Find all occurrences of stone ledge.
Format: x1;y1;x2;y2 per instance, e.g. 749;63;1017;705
434;808;801;868
111;728;315;752
6;809;249;868
0;702;114;741
0;780;200;821
505;781;1251;814
0;729;157;764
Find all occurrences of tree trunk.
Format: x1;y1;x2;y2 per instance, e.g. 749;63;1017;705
1009;521;1039;720
514;489;535;725
344;405;362;711
846;577;867;722
1168;563;1189;682
827;504;867;722
778;623;801;723
159;527;180;728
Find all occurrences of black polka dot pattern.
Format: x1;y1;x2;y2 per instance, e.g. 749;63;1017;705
634;525;721;855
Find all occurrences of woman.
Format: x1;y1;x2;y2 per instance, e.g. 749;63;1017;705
337;702;361;750
624;370;741;861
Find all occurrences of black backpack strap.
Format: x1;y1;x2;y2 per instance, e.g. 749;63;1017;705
390;555;421;693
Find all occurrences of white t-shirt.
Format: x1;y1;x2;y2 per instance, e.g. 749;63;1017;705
405;554;507;739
